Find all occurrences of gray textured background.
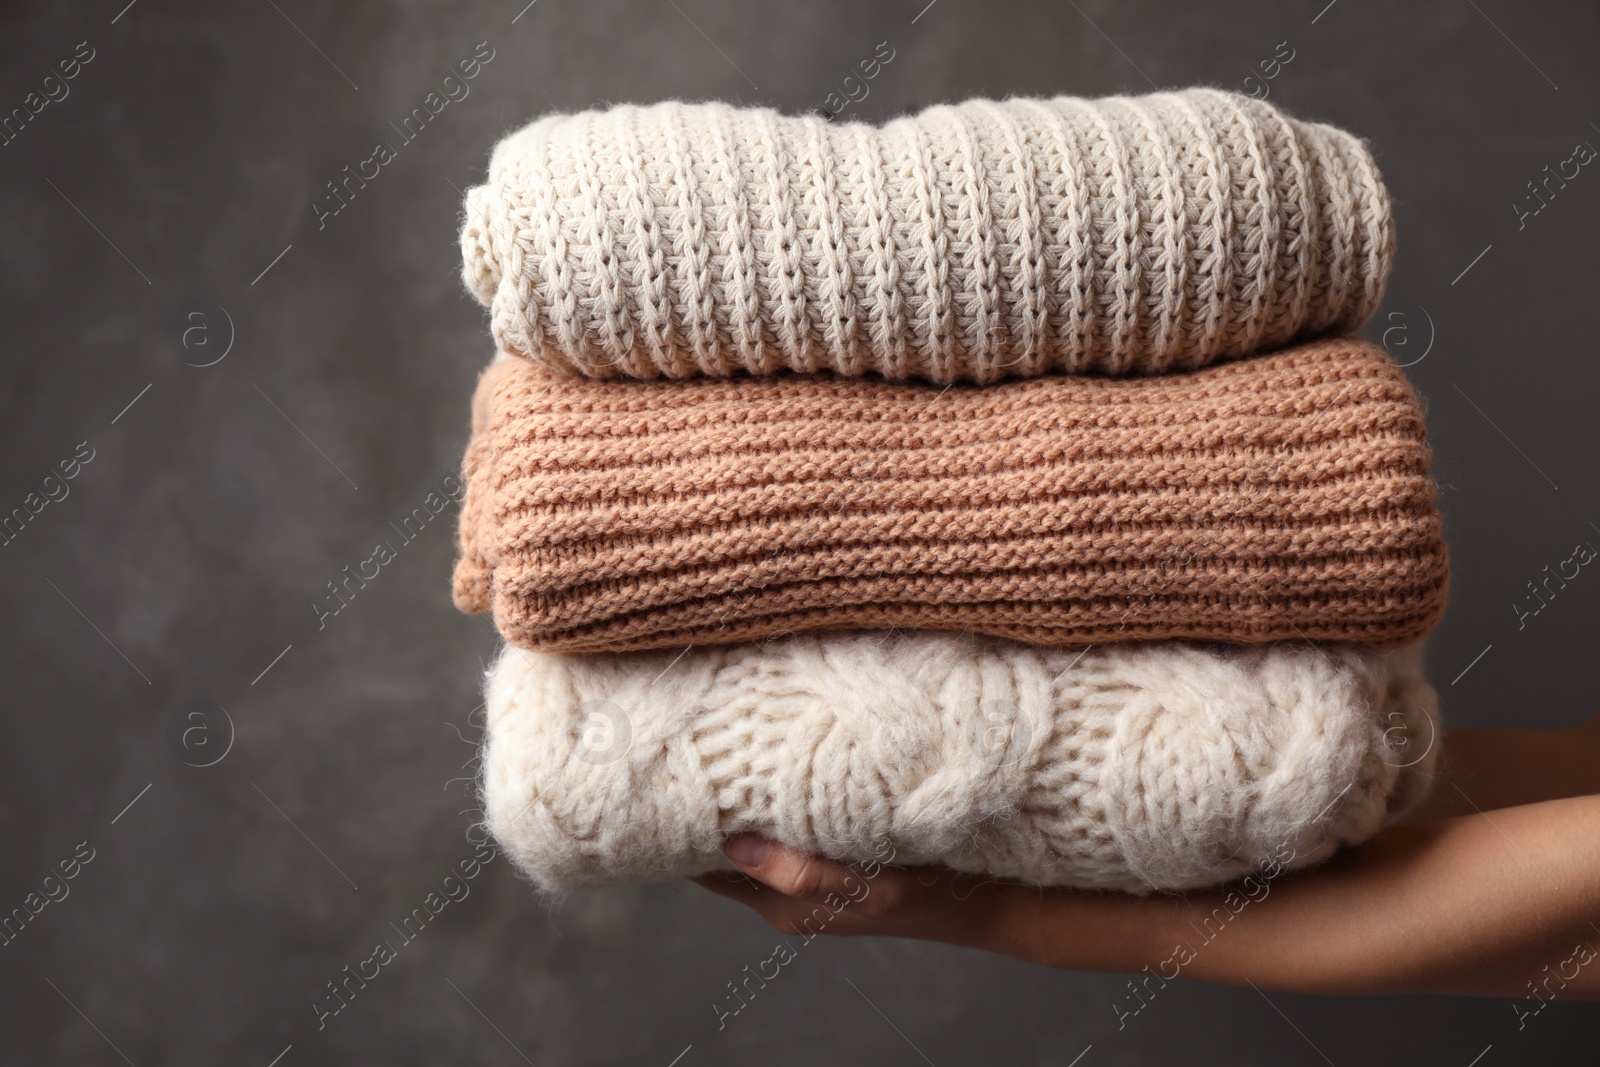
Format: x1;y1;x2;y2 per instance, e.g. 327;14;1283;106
2;0;1598;1064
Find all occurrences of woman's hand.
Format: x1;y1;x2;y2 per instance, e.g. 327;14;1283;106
694;834;1172;975
695;720;1600;998
696;795;1600;1000
692;835;1013;950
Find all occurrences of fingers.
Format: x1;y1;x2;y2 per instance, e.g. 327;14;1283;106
701;835;898;938
723;834;860;904
691;870;766;905
691;869;837;938
696;835;1016;949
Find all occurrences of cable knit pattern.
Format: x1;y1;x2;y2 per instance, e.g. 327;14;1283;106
453;337;1448;653
460;90;1393;384
481;633;1439;893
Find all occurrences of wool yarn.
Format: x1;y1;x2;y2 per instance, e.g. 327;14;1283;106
460;89;1392;384
453;337;1448;653
480;633;1439;893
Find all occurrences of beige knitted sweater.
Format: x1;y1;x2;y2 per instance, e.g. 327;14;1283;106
482;634;1439;892
460;90;1392;383
453;337;1448;653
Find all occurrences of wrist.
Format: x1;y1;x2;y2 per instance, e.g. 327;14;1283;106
968;884;1178;972
937;882;1030;958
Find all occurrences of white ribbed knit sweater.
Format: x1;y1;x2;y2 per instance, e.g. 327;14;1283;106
461;89;1392;383
481;634;1438;893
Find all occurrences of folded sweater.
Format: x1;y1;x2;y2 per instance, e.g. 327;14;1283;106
460;89;1392;384
481;633;1439;893
453;337;1448;653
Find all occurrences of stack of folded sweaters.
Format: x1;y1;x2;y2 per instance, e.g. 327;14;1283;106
453;89;1449;895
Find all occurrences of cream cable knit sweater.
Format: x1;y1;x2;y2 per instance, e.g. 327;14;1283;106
461;89;1392;383
481;634;1438;893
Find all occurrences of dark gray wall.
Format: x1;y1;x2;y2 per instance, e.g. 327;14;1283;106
2;1;1597;1064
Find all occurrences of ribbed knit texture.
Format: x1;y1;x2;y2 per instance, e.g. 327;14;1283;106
481;634;1439;893
454;337;1448;653
460;89;1392;384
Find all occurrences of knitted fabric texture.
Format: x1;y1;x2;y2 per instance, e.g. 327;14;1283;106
480;633;1439;893
460;89;1392;384
453;337;1448;653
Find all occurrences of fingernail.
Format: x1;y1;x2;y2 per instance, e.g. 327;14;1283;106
724;834;769;869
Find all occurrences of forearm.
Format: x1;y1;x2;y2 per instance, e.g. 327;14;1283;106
1406;715;1600;821
704;737;1600;998
983;795;1600;997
